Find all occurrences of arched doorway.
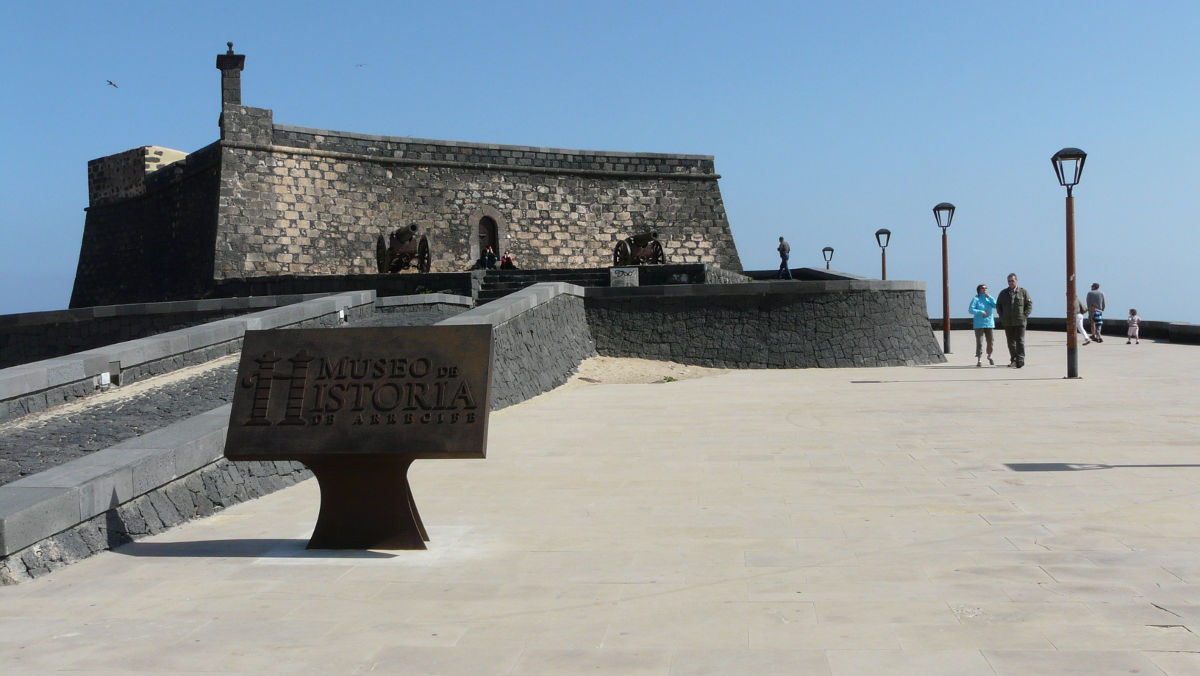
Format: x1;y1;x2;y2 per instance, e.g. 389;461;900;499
466;207;509;265
478;216;499;258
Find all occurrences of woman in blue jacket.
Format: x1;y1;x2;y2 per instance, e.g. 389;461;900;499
969;283;997;367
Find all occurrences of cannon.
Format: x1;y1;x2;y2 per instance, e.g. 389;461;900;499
375;224;432;273
613;231;666;266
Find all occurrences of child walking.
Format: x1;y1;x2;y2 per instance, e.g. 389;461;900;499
1127;309;1141;344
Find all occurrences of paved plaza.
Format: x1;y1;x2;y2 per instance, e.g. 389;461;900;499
2;330;1199;674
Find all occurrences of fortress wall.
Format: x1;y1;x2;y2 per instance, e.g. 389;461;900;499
438;283;596;410
211;115;741;280
70;145;222;308
586;281;946;368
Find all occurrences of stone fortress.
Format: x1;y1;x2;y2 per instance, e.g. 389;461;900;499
71;44;741;308
0;43;968;582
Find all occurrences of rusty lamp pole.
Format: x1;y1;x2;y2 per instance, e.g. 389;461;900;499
822;246;834;270
875;228;891;280
1053;147;1087;379
933;202;955;354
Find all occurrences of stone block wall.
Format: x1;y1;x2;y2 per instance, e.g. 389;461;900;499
86;146;190;207
71;144;222;308
586;282;946;368
211;118;741;280
70;48;742;308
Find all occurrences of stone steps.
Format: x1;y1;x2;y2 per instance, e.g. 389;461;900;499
476;268;611;303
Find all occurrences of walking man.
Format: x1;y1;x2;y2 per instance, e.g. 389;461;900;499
777;237;792;279
1086;282;1106;342
995;273;1033;368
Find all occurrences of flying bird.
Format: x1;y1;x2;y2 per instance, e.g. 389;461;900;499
355;63;366;68
106;80;118;88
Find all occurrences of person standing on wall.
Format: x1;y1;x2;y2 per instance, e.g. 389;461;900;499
969;283;997;367
1086;282;1106;342
777;237;792;279
995;273;1033;368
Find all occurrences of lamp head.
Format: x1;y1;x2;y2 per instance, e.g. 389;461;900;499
821;246;835;263
1052;147;1087;189
875;228;891;249
933;202;955;230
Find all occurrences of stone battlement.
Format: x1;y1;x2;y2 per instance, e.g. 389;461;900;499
87;146;188;207
267;124;717;178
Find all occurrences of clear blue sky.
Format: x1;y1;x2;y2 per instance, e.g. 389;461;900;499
3;1;1198;323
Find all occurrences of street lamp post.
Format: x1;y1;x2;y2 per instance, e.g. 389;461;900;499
933;202;955;354
875;228;891;280
822;246;834;270
1052;147;1087;379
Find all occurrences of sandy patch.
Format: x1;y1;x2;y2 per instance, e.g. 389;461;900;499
563;356;728;388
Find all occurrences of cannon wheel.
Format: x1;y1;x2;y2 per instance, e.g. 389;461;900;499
416;235;431;273
649;240;666;264
613;239;632;266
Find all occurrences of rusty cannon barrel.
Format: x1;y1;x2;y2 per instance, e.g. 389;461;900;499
392;223;419;245
629;231;659;247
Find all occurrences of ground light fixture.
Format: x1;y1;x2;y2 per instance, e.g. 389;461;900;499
874;228;891;280
933;202;955;354
822;246;834;270
1053;147;1087;378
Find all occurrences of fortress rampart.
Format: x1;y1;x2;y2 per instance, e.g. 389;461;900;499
70;45;741;307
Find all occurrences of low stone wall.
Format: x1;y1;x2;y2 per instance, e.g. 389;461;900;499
631;263;749;287
0;291;375;423
438;284;595;410
211;272;473;301
0;405;311;584
587;281;945;368
2;458;309;583
0;295;354;370
374;294;473;326
931;316;1200;344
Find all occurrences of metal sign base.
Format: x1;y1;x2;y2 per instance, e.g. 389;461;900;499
303;456;429;550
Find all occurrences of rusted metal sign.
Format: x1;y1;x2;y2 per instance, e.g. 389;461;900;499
224;325;492;550
225;326;492;460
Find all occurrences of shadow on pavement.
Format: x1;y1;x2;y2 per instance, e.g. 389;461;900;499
1006;463;1200;472
114;538;396;558
852;377;1060;383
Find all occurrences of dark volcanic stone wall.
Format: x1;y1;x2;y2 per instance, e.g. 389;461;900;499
211;115;740;279
0;309;247;369
586;285;945;368
488;294;596;410
443;293;597;411
70;145;221;308
0;458;310;584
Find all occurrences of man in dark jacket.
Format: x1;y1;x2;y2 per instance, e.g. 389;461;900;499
996;273;1033;368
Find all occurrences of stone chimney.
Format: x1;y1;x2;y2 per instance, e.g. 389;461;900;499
216;42;245;106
